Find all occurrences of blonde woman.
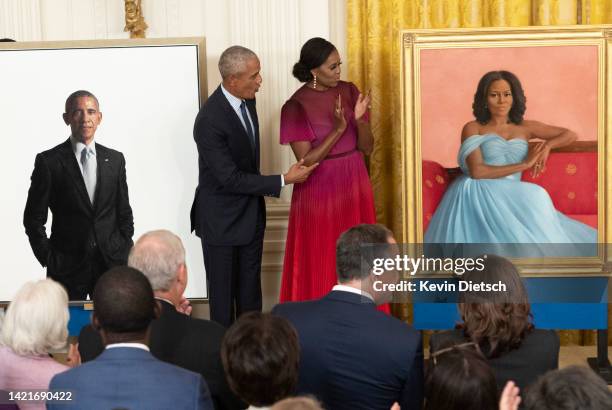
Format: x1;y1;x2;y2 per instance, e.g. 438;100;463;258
0;279;79;409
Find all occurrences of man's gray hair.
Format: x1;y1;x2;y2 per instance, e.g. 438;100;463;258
128;230;186;291
218;45;258;79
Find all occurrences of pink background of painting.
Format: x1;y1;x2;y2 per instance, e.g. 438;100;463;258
420;45;598;167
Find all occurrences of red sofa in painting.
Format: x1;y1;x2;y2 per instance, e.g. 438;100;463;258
422;142;597;233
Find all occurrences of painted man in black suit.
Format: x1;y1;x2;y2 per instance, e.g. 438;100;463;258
191;46;317;327
23;90;134;300
78;230;244;410
273;224;424;410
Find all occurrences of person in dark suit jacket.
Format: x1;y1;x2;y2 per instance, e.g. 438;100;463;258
78;230;244;410
50;266;214;410
429;254;560;392
273;224;424;410
23;90;134;300
191;45;317;327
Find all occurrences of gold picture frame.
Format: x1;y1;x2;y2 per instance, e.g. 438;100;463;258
400;25;612;276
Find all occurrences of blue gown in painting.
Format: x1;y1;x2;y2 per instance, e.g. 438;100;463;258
424;134;597;246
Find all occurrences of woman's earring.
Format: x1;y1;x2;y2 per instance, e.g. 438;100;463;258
313;74;317;89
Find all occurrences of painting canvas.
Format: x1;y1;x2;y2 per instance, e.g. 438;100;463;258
400;26;611;273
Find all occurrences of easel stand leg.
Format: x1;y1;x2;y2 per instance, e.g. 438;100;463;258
587;329;612;384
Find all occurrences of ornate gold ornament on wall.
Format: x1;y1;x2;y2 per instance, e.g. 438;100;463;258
124;0;148;39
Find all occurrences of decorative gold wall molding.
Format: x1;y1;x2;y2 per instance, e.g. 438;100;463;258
124;0;148;38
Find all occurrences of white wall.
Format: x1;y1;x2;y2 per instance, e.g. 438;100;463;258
0;0;347;313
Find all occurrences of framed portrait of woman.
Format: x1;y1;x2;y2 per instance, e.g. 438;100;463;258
400;25;612;274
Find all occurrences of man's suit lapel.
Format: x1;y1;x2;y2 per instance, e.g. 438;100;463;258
58;139;93;212
215;87;258;169
93;144;117;211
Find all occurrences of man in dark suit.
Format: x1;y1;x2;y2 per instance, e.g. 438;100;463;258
49;267;214;409
272;224;424;410
78;230;244;410
191;46;317;327
23;90;134;300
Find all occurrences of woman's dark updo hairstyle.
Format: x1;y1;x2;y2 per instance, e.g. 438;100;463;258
472;70;526;125
292;37;336;83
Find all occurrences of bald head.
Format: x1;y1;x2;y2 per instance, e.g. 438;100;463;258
128;230;186;292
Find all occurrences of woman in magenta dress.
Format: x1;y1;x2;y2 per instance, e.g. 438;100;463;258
280;37;376;302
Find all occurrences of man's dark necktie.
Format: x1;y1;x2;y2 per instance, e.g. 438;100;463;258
239;100;256;151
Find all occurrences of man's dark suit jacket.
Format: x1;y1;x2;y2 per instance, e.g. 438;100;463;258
23;139;134;292
430;328;559;391
190;86;281;246
272;291;424;410
48;346;213;410
78;300;244;410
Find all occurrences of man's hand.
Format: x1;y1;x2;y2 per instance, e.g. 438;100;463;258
66;342;81;368
283;159;318;184
176;296;193;316
499;381;521;410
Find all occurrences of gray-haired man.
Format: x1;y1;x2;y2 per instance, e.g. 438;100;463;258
190;46;317;326
79;230;244;409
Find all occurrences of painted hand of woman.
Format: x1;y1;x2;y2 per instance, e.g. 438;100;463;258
524;142;546;178
333;94;347;134
532;142;551;178
354;89;371;122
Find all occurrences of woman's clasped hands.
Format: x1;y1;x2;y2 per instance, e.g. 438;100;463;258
525;141;550;178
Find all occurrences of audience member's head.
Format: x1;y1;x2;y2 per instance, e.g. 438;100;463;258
425;342;498;410
221;312;299;407
524;365;612;410
92;266;157;345
336;223;397;303
128;229;187;304
271;396;323;410
458;254;532;358
0;279;68;356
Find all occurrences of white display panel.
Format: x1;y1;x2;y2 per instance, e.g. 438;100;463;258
0;39;207;302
